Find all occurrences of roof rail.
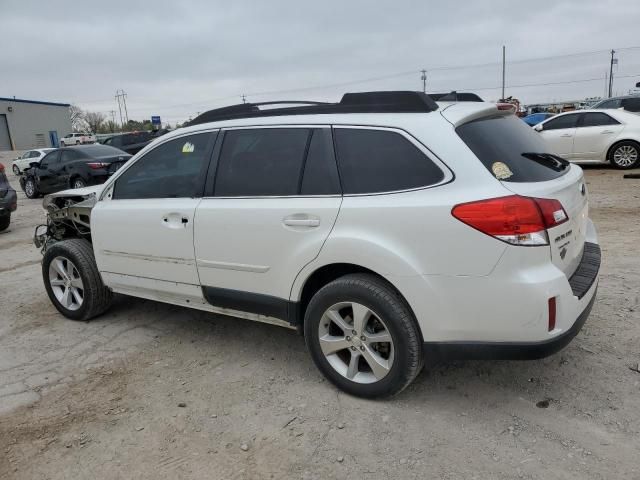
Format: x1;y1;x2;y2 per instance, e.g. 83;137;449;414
185;91;439;126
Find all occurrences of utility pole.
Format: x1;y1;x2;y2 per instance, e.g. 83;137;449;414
501;45;506;101
241;94;247;104
115;91;124;128
115;90;129;127
608;49;616;98
420;70;427;93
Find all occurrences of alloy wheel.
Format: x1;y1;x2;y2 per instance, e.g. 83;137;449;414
318;302;394;384
73;179;85;189
12;165;20;175
25;180;35;197
613;145;638;167
48;256;84;311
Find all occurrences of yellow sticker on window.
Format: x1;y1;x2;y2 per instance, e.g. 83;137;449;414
491;161;513;180
182;142;195;153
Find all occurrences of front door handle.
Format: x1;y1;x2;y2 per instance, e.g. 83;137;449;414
560;134;573;137
601;130;614;134
162;212;189;229
283;214;320;227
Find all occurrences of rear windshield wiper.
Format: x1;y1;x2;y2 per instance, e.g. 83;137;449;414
521;152;570;172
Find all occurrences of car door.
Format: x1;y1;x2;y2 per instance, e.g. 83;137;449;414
572;112;624;160
193;127;342;318
537;113;579;158
36;151;62;192
91;131;217;293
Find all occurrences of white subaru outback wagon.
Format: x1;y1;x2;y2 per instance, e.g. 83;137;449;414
36;91;600;398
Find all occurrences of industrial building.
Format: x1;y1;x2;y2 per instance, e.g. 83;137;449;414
0;97;71;151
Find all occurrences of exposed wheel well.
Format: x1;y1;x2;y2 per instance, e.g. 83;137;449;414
297;263;409;328
606;139;640;162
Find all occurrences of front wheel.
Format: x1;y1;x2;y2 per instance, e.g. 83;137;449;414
24;177;39;199
304;274;423;398
610;141;640;169
0;214;10;232
42;239;113;321
72;177;86;189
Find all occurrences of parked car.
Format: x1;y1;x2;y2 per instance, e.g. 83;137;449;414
0;163;17;231
534;109;640;169
34;91;600;398
60;132;97;147
20;145;131;198
591;95;640;113
523;112;554;126
11;148;55;175
102;131;154;155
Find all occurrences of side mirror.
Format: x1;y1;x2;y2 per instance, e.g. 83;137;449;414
533;124;543;132
29;161;41;169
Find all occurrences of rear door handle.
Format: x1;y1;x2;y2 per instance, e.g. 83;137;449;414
601;130;614;134
560;134;573;137
283;215;320;227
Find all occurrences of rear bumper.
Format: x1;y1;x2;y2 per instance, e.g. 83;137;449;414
422;241;600;362
423;286;596;362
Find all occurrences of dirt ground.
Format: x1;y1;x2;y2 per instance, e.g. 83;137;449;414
1;156;639;480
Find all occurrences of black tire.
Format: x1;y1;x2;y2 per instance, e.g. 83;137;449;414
12;165;20;176
609;140;640;169
0;214;10;232
42;239;113;321
24;177;39;199
304;273;423;398
71;177;86;189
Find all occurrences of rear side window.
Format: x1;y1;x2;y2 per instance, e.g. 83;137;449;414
333;128;444;194
215;128;310;197
580;113;619;127
621;98;640;112
113;132;214;199
542;114;579;130
457;115;569;183
60;150;83;163
300;129;341;195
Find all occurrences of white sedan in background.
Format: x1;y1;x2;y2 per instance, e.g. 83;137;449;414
534;109;640;169
11;148;55;175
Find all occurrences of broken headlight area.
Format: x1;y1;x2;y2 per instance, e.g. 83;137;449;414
36;192;97;252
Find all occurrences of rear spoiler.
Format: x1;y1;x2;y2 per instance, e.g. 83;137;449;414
439;102;513;128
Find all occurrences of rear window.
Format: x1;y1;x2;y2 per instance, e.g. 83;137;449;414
456;115;569;183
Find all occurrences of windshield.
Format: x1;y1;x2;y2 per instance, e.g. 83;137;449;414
456;115;570;182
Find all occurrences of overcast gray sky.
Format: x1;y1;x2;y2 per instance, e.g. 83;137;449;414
2;0;640;125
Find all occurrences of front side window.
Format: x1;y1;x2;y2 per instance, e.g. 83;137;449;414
113;132;215;199
542;114;579;130
333;128;445;194
214;128;310;197
580;113;619;127
41;151;60;167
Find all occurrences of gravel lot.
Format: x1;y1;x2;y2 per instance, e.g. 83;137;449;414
1;155;639;480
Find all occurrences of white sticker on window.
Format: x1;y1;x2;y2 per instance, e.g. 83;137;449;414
182;142;195;153
491;161;513;180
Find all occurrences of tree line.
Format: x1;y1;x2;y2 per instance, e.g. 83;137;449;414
69;105;173;134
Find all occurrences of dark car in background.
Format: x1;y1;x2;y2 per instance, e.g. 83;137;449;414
20;145;132;198
0;162;18;231
102;131;154;155
592;95;640;113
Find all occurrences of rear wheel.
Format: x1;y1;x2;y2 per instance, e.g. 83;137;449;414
304;274;423;398
0;214;10;232
42;239;113;321
12;165;20;176
24;177;39;199
609;141;640;169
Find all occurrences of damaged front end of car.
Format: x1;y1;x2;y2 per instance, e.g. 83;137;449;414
34;189;99;253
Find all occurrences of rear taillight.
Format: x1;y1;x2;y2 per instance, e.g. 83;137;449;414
0;163;4;173
86;162;108;170
451;195;569;246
